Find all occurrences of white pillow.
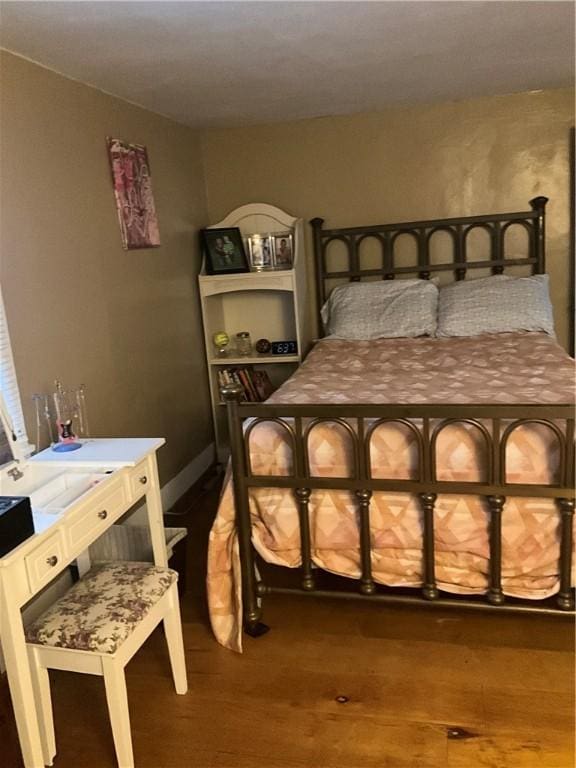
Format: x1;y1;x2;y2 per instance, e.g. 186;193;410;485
321;279;439;340
437;274;555;337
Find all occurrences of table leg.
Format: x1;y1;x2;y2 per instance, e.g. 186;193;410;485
0;587;45;768
145;455;168;568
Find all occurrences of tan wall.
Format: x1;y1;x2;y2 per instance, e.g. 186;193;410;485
0;55;573;492
0;51;212;484
201;89;574;350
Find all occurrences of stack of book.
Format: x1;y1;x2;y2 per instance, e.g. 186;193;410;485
217;367;275;402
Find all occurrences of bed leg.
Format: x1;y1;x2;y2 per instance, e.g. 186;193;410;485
244;585;270;637
244;620;270;638
556;498;575;611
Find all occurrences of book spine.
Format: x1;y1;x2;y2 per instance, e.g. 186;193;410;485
240;369;258;401
232;370;248;401
252;370;274;401
243;368;260;401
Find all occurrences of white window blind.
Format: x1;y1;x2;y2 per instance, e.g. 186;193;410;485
0;285;28;444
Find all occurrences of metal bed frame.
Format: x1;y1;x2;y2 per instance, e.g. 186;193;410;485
223;197;575;636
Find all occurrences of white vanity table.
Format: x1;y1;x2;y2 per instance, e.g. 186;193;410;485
0;437;169;768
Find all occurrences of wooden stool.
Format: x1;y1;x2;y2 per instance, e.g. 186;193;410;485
25;562;188;767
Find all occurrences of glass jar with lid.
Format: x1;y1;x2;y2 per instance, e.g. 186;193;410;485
235;332;252;357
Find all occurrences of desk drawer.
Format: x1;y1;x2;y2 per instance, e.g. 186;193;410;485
129;459;150;502
25;530;66;592
67;478;127;553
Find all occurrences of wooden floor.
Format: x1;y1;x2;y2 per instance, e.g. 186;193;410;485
2;475;575;768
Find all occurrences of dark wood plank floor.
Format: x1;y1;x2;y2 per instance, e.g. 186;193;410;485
2;473;574;767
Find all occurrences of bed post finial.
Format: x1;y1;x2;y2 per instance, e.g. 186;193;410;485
221;385;244;403
530;196;549;212
310;217;325;231
530;196;548;274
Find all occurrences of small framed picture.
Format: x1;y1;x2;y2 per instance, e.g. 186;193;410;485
201;227;249;275
272;232;293;269
247;234;274;271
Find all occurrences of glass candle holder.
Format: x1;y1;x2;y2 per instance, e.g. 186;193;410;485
236;331;252;357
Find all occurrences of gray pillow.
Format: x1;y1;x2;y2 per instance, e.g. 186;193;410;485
437;274;555;337
321;279;438;340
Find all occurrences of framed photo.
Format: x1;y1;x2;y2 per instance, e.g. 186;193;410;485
247;234;274;271
201;227;249;275
272;232;293;269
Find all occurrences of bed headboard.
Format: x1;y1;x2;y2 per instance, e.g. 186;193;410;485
310;196;548;333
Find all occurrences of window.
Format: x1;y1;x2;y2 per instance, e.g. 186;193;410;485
0;285;29;451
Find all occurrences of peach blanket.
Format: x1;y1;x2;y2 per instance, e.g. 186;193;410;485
208;333;575;651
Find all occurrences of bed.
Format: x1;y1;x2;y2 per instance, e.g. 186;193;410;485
207;197;575;652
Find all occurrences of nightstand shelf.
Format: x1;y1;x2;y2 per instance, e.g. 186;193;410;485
199;203;312;461
209;354;300;365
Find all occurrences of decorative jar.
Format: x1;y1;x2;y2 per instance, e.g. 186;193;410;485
236;332;252;357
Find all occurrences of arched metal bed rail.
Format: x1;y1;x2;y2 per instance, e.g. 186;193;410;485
222;388;575;636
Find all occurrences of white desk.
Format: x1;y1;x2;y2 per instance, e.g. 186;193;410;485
0;438;167;768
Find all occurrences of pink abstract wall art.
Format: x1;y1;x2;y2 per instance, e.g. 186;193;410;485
107;137;160;249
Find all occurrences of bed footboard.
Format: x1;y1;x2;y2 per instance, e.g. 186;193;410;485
223;387;575;633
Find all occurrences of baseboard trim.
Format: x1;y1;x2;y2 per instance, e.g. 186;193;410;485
161;442;215;512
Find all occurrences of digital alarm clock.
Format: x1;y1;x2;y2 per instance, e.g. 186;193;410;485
271;340;298;355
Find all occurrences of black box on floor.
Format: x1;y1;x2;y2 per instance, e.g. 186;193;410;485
0;496;34;557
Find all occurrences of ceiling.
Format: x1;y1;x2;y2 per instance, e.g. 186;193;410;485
0;1;574;129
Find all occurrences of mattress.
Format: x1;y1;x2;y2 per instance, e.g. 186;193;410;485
207;332;575;651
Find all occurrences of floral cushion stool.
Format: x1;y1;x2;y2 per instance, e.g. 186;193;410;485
25;562;187;767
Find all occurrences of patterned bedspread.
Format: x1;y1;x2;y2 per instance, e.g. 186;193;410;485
208;333;575;651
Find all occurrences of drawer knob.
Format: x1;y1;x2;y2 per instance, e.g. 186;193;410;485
46;555;58;567
98;510;108;520
139;476;148;485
